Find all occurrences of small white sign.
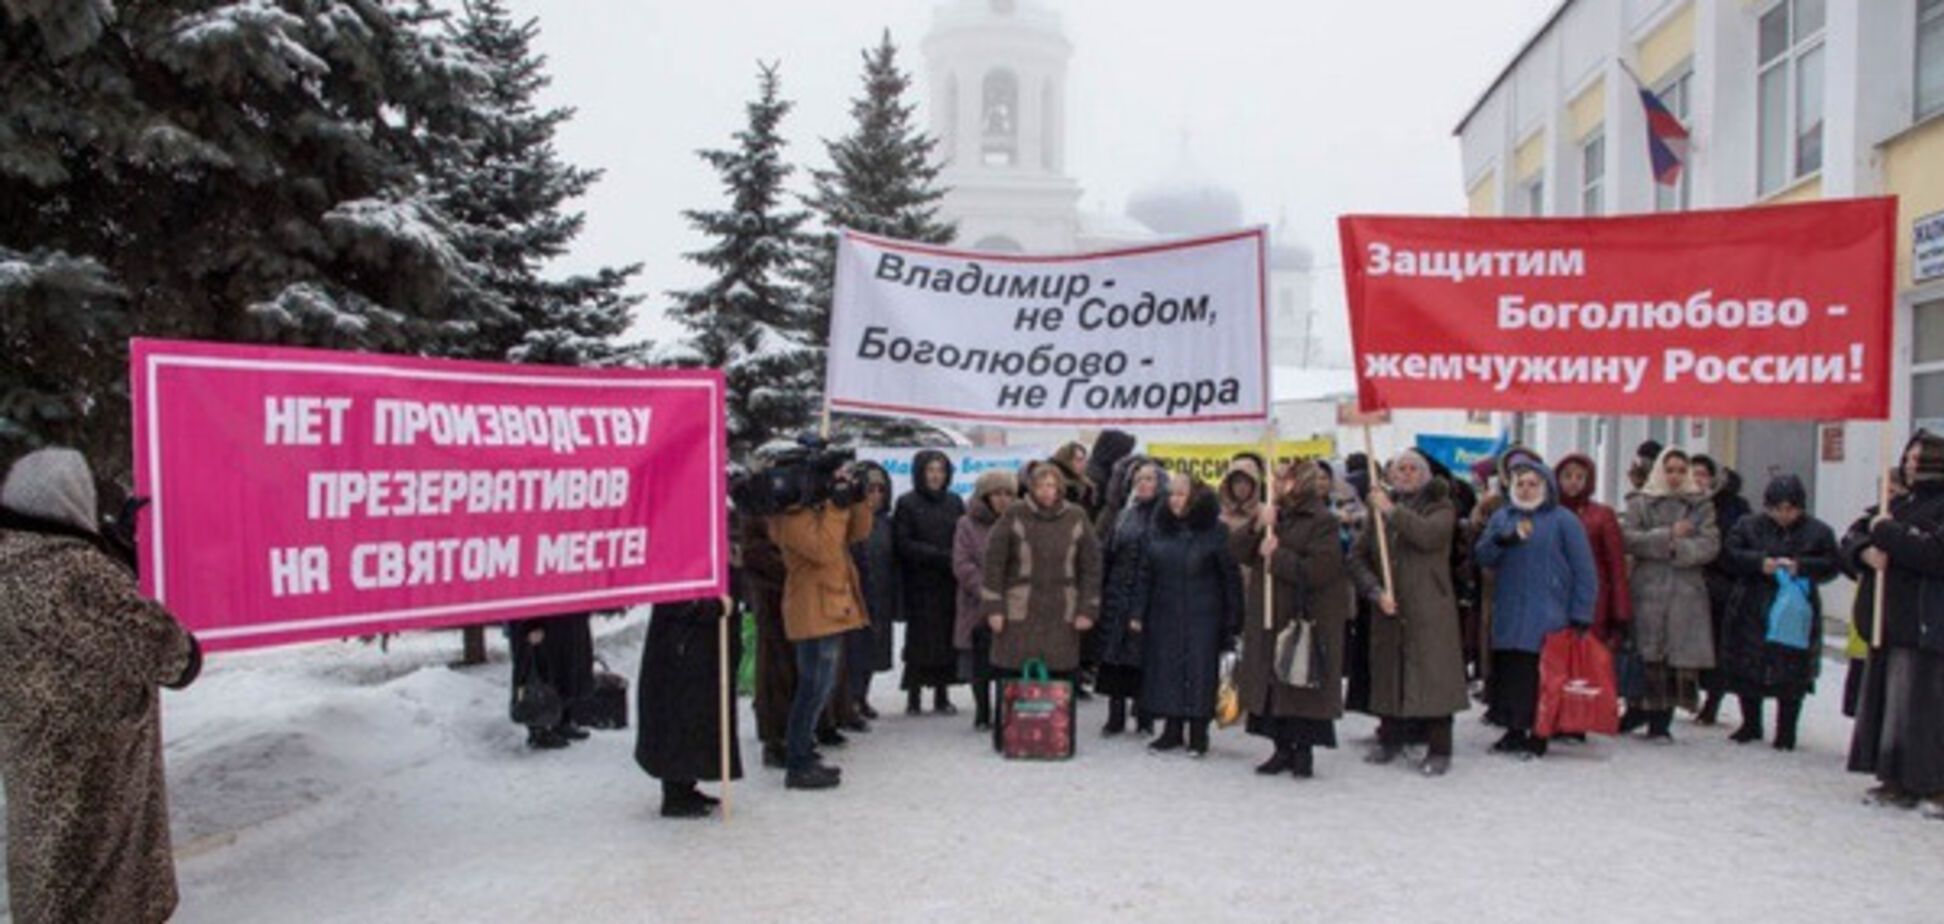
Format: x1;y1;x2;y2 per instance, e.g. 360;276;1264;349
1917;210;1944;285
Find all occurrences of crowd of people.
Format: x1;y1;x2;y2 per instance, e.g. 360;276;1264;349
6;427;1944;916
628;429;1944;820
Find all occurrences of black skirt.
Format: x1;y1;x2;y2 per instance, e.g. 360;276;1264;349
1245;714;1337;749
1489;650;1541;734
1093;663;1143;698
1849;648;1944;796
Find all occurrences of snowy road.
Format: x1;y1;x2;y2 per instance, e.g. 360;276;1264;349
5;613;1940;923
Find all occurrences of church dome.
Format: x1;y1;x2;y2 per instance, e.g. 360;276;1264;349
1126;146;1244;237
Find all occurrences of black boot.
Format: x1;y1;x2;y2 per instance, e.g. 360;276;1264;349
526;726;570;750
1187;720;1211;757
1774;697;1803;751
557;721;591;741
816;727;849;748
1645;710;1674;741
659;781;711;819
785;761;842;791
1149;718;1185;753
972;680;993;731
1730;695;1764;743
933;686;958;716
1256;745;1295;775
1526;735;1550;759
1103;697;1128;737
1135;710;1154;736
1491;729;1529;754
761;742;787;769
1619;709;1649;735
906;687;923;716
1696;690;1724;726
1290;745;1315;778
858;699;881;721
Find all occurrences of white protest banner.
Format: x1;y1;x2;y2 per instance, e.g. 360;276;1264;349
828;228;1269;427
854;445;1052;501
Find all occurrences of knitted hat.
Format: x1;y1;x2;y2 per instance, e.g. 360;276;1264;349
2;447;98;534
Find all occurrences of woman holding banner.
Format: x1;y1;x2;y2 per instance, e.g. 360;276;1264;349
1620;448;1721;741
895;450;966;716
1095;458;1166;737
1134;477;1242;757
0;448;203;924
1349;449;1469;777
1848;432;1944;815
1236;461;1350;778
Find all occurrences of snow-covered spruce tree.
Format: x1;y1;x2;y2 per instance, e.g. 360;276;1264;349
0;0;495;488
667;63;815;461
796;31;958;444
437;0;644;368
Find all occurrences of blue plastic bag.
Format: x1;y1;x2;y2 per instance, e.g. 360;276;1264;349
1765;570;1816;651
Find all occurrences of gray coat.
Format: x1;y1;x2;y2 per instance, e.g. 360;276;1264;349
1621;492;1720;669
1348;479;1471;718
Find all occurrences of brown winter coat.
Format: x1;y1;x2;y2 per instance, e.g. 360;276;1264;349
1348;478;1471;718
769;503;873;642
0;527;199;924
1621;491;1721;669
1235;491;1352;720
981;496;1103;672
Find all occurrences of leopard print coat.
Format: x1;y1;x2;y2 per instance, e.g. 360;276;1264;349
0;526;199;924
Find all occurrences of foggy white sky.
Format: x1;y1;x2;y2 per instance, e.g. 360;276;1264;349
500;0;1562;357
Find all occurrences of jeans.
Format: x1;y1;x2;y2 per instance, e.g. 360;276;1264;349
787;635;844;770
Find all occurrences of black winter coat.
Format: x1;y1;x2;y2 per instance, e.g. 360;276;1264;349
635;598;743;783
894;450;965;672
1718;512;1839;694
1096;495;1164;668
1135;490;1243;720
1860;480;1944;651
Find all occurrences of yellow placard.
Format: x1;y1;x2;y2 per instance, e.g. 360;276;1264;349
1145;438;1337;486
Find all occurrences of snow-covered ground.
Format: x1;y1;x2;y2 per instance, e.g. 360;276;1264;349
5;613;1941;923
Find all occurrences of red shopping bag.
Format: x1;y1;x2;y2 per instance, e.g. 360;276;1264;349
1001;659;1074;760
1536;629;1620;737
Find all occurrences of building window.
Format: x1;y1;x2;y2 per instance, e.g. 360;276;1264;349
1921;0;1944;121
1523;176;1545;216
1580;132;1605;215
981;69;1018;167
1653;68;1693;212
1758;0;1825;195
1916;300;1944;433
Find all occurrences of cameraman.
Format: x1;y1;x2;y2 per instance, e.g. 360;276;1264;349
767;462;872;791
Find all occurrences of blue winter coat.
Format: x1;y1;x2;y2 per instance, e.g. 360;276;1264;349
1473;472;1599;654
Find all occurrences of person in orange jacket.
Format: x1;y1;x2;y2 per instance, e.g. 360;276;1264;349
768;465;872;791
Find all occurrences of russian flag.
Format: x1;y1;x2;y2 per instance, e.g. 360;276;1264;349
1638;85;1690;187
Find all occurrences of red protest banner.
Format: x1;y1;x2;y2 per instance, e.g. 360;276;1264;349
1339;198;1895;420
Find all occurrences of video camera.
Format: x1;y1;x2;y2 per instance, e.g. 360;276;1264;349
731;436;857;517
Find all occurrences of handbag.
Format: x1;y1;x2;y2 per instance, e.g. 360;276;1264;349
573;658;629;730
1215;651;1243;728
1001;659;1074;760
509;646;564;729
1536;629;1620;737
1274;619;1327;690
1765;571;1816;651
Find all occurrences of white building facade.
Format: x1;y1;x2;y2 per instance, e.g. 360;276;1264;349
1456;0;1944;541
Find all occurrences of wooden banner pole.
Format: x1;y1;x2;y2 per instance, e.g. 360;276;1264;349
1873;422;1894;650
1361;425;1395;595
1262;422;1278;631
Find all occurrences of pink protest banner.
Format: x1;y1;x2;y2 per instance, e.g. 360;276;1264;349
131;339;727;652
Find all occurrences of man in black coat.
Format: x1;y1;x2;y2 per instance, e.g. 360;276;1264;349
636;597;743;819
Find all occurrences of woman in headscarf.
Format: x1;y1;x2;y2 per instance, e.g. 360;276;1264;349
1555;453;1631;645
1134;477;1243;757
953;469;1017;731
1095;458;1167;737
1084;430;1137;523
1848;432;1944;815
1620;447;1721;740
1716;475;1838;751
1473;457;1598;759
1220;452;1269;614
894;449;966;715
0;448;202;923
846;461;900;724
1235;461;1351;778
1050;441;1095;511
1348;449;1470;776
1690;454;1752;726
